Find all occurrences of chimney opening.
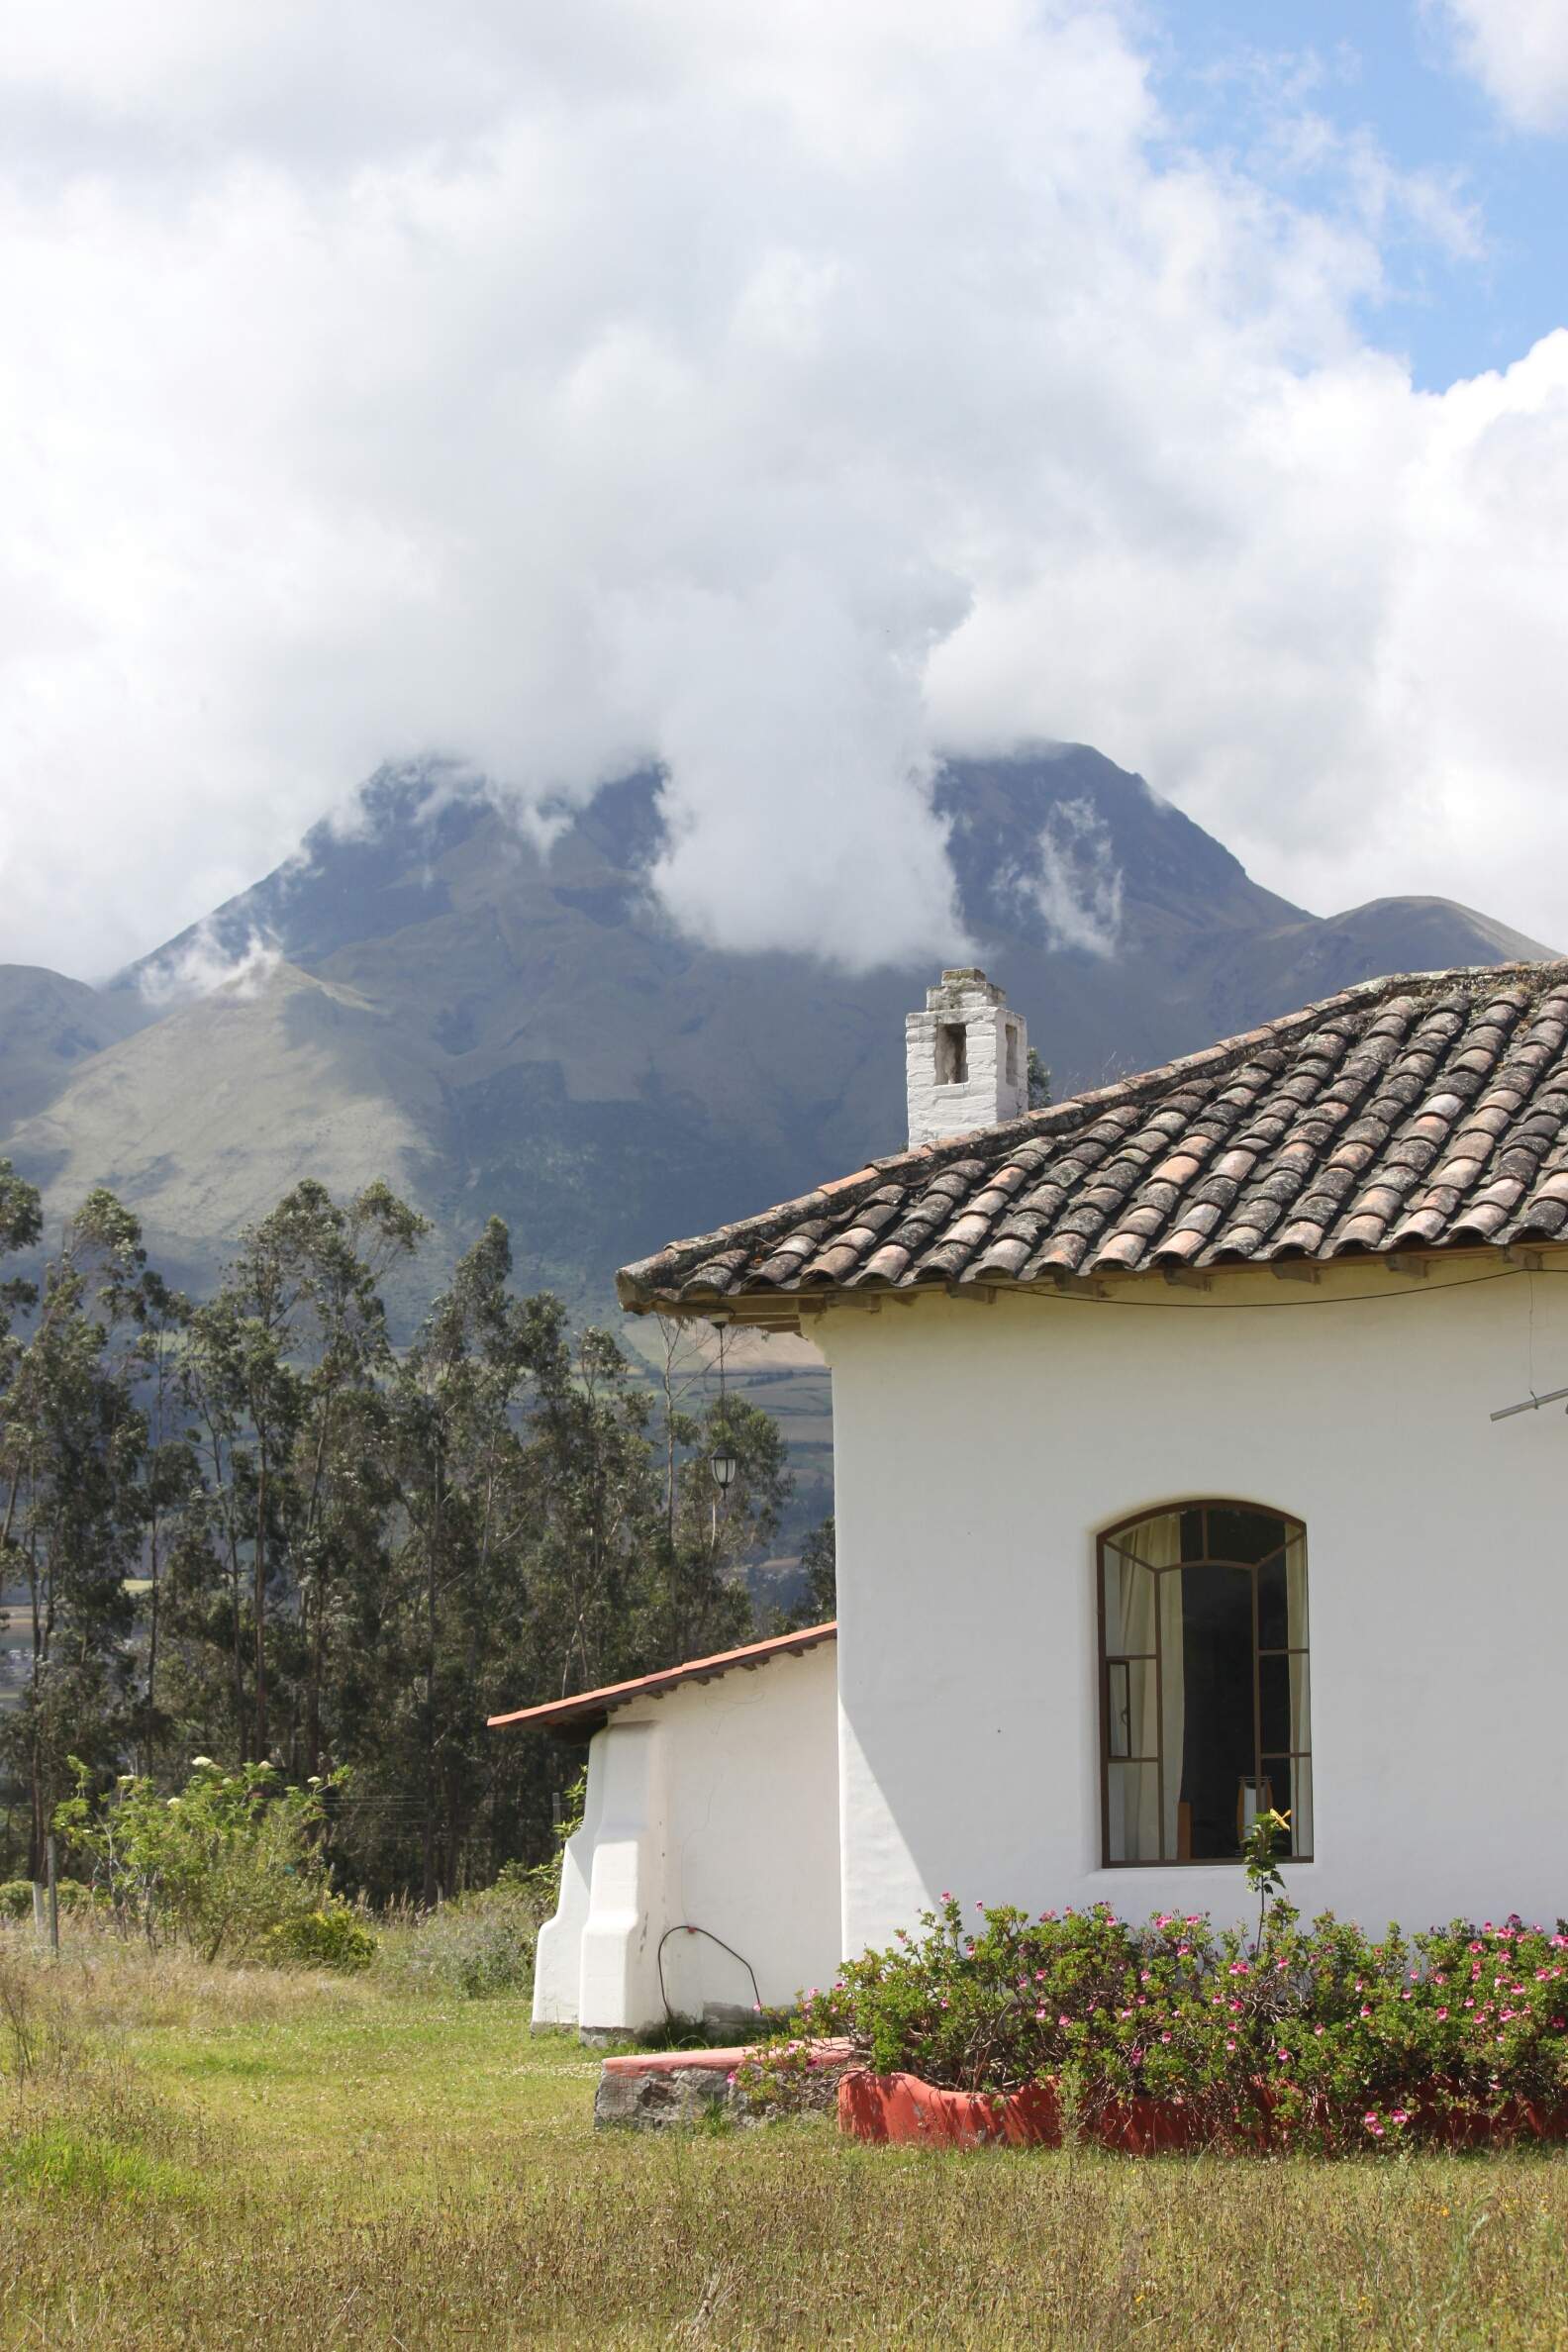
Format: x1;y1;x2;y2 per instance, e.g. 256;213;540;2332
1005;1022;1019;1088
935;1022;968;1086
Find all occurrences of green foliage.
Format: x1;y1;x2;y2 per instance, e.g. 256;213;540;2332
1027;1047;1052;1110
0;1175;791;1906
0;1184;151;1877
504;1770;586;1918
376;1886;543;2000
1243;1804;1292;1944
771;1897;1568;2150
53;1758;340;1965
0;1880;99;1921
796;1517;835;1622
265;1901;377;1972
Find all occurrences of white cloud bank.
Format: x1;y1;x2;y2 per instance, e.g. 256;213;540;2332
3;1;1568;977
1435;0;1568;132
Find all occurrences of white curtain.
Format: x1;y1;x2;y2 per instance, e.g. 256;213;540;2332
1286;1532;1312;1853
1107;1512;1184;1862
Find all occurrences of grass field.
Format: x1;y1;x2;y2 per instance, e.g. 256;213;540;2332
5;1931;1568;2347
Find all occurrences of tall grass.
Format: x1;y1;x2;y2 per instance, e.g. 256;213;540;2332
372;1882;544;2000
3;1920;1568;2347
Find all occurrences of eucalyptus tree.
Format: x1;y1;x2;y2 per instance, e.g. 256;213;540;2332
0;1187;148;1875
182;1179;428;1764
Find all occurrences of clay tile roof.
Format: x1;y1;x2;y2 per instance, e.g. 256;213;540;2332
617;964;1568;1310
487;1621;837;1734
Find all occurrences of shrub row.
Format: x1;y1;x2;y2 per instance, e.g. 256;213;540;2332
746;1897;1568;2151
0;1879;101;1921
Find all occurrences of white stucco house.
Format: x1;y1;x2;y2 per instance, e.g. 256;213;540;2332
497;961;1568;2036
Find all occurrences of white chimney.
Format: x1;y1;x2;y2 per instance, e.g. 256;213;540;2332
905;968;1028;1148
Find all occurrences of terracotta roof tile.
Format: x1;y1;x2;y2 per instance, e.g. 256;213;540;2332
616;964;1568;1310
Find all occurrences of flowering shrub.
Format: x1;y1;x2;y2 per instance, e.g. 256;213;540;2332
764;1898;1568;2151
53;1758;342;1964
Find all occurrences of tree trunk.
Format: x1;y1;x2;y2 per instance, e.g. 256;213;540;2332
254;1446;268;1759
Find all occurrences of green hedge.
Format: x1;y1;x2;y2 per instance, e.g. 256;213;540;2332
0;1878;101;1920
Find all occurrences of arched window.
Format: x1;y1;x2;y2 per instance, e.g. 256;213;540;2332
1098;1503;1312;1866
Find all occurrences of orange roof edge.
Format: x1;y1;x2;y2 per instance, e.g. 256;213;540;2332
486;1619;837;1731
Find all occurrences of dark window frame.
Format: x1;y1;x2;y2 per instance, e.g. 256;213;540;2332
1096;1499;1312;1869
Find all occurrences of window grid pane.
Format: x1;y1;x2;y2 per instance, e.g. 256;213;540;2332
1098;1505;1311;1868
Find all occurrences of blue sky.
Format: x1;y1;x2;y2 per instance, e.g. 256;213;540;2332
1154;0;1568;388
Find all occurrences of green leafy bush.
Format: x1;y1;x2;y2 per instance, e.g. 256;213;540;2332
264;1902;377;1972
0;1879;100;1921
53;1758;342;1965
376;1886;541;2000
765;1896;1568;2151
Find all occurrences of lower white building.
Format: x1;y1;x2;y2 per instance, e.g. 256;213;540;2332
500;961;1568;2034
498;1626;839;2035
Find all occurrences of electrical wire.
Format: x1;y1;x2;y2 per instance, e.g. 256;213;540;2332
656;1921;761;2031
947;1265;1542;1312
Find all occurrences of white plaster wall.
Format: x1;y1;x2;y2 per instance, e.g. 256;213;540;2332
818;1266;1568;1954
532;1639;840;2033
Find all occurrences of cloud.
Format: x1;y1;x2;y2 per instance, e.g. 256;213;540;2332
1;2;1567;978
139;926;282;1008
1431;1;1568;132
1030;801;1125;957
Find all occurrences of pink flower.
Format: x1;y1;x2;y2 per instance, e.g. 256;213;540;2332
1225;2039;1236;2053
1160;2032;1172;2044
1314;2025;1325;2038
1058;2014;1072;2029
1436;2008;1448;2021
1390;2109;1410;2126
1277;2048;1291;2063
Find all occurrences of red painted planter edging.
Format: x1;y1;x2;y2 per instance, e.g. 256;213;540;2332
838;2071;1198;2152
837;2071;1568;2154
